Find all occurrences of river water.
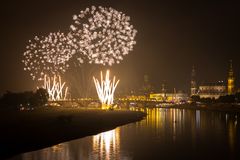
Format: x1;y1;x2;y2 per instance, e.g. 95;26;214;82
10;108;240;160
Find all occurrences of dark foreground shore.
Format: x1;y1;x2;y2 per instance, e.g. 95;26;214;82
0;108;146;159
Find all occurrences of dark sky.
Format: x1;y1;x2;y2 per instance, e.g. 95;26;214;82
0;0;240;95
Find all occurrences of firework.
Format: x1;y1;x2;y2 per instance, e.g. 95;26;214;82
22;32;76;81
93;70;119;108
43;74;68;101
70;6;137;66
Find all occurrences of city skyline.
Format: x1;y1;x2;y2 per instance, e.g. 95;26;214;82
0;0;240;94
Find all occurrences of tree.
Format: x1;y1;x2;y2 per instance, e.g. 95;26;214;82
0;88;49;109
31;88;49;107
235;92;240;103
201;97;215;104
191;95;200;102
218;95;235;103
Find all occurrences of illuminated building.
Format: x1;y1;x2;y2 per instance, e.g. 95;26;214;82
150;90;188;103
190;65;197;96
227;60;235;95
126;95;147;101
198;81;226;99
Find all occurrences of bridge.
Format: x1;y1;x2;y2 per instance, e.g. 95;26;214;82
48;98;175;108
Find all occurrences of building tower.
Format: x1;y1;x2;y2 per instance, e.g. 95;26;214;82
227;60;235;95
142;74;152;95
161;83;166;93
161;82;167;101
190;65;197;96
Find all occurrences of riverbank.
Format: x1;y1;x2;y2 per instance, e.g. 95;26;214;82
161;103;240;113
0;107;146;159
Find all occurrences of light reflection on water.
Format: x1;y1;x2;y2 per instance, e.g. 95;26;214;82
92;128;120;160
20;128;121;160
10;108;240;160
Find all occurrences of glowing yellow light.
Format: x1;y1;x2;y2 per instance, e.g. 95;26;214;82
93;128;120;160
228;79;234;95
43;74;68;101
93;70;119;108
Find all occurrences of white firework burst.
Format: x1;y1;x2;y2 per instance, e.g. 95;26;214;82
22;32;76;80
70;6;137;66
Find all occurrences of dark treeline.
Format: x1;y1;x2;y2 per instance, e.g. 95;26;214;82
191;92;240;104
0;88;48;109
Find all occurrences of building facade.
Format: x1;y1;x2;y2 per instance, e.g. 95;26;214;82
190;65;197;96
150;91;188;103
198;82;226;99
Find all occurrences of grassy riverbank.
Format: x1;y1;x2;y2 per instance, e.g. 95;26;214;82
0;107;146;159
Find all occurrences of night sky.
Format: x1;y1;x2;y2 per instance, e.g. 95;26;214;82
0;0;240;95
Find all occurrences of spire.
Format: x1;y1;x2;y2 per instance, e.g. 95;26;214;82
191;65;196;78
229;60;233;77
228;60;234;95
190;65;197;96
161;82;166;93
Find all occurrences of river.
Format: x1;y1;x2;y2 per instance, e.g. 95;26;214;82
9;108;240;160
